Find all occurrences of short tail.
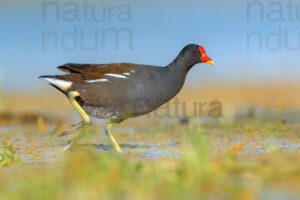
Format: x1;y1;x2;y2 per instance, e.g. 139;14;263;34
39;75;73;93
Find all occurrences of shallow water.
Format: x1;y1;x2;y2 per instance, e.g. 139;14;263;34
1;119;300;200
1;119;299;163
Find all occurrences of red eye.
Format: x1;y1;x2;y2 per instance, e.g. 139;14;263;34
192;49;197;54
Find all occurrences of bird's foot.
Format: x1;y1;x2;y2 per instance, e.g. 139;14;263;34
62;121;91;151
57;121;83;137
71;120;83;127
62;91;91;151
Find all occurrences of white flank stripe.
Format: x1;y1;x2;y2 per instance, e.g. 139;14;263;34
43;78;72;91
130;71;135;73
86;79;109;83
105;73;127;79
122;72;130;76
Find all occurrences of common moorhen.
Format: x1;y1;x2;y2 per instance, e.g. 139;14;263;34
40;44;214;152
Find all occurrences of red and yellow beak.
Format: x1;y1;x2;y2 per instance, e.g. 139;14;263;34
199;46;215;65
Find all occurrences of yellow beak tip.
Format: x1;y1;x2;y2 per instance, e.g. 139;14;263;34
207;61;215;65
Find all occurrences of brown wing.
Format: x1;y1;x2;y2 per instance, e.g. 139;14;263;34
55;63;142;107
57;63;137;80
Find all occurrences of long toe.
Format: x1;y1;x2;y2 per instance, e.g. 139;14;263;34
70;120;83;127
63;140;74;151
57;125;82;137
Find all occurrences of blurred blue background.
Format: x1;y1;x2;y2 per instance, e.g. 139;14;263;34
0;0;299;92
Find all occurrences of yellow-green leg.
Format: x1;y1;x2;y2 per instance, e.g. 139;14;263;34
105;121;122;152
63;91;91;151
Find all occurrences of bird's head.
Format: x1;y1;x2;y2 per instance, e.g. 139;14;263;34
182;44;214;65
